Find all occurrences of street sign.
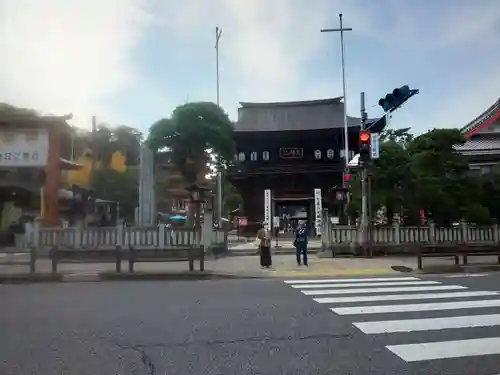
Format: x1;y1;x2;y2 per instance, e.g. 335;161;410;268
371;133;380;159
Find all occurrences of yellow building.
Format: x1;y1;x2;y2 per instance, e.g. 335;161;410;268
64;150;127;188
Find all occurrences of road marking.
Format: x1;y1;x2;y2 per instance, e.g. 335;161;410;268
302;284;467;296
313;290;499;304
284;277;420;284
354;313;500;334
291;280;439;289
445;274;489;278
386;337;500;362
331;298;500;315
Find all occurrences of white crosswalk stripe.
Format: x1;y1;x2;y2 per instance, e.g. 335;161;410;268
284;276;500;364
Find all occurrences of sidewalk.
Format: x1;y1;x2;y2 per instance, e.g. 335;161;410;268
1;253;499;282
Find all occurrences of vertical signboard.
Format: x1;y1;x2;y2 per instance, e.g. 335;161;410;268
314;188;322;235
264;189;271;224
371;132;380;159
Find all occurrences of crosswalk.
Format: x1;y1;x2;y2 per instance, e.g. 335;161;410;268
284;276;500;365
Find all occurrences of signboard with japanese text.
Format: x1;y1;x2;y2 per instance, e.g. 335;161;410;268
264;189;271;224
371;133;380;159
279;147;303;159
314;188;322;235
0;129;49;167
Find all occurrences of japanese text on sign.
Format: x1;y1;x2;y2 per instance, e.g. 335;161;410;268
264;189;271;224
314;188;322;234
0;130;48;167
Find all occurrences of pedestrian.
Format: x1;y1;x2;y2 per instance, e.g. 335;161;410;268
294;220;308;266
256;221;272;268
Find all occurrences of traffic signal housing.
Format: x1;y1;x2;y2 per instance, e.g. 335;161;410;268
378;85;419;113
359;130;371;163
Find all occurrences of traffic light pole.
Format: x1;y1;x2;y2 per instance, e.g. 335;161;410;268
360;92;369;250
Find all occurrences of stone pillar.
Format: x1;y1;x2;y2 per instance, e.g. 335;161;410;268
44;126;62;226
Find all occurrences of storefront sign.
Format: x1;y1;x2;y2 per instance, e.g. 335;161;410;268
314;188;322;235
279;147;303;159
0;129;49;167
264;189;271;224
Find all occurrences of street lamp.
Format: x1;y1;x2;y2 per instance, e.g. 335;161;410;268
215;26;223;227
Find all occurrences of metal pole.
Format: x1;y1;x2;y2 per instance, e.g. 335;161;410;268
215;26;223;226
320;14;353;225
89;116;97;189
360;92;368;249
339;14;349;172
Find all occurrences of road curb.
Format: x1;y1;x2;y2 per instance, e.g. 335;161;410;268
416;264;500;275
0;271;265;284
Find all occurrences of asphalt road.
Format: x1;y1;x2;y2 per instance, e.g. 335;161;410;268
1;274;500;375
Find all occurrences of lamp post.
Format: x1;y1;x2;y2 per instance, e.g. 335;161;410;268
215;26;223;226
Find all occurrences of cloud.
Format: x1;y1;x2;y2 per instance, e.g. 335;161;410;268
0;0;154;128
159;0;341;105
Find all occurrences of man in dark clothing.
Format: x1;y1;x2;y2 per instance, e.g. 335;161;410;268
294;220;308;266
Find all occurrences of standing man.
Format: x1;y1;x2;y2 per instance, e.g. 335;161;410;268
294;220;308;266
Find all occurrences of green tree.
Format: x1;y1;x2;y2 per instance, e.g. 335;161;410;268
73;124;141;166
349;128;416;224
147;102;235;185
91;167;139;220
408;128;479;224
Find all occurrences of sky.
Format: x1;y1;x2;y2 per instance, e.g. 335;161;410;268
1;0;500;136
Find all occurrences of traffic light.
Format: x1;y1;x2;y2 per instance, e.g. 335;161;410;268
343;171;352;182
359;130;371;163
378;85;419;113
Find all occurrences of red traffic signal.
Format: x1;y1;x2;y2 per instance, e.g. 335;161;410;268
359;130;370;144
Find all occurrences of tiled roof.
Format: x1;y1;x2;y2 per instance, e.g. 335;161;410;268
461;99;500;137
454;137;500;154
235;97;362;132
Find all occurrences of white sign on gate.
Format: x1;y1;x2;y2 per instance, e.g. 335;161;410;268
314;188;322;235
0;129;49;167
264;189;271;224
371;132;380;159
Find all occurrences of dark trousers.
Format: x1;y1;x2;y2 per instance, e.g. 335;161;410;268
296;243;308;265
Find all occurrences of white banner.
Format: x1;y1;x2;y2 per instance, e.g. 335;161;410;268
371;132;380;159
0;129;49;167
314;188;322;235
264;189;271;224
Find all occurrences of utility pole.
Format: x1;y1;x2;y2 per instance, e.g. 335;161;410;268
89;116;97;189
360;92;368;248
215;26;223;226
321;13;353;225
321;13;352;178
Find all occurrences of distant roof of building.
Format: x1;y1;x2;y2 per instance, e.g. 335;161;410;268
454;138;500;154
460;98;500;138
235;97;362;132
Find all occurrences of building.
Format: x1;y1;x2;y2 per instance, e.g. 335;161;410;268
155;153;213;218
226;98;363;231
0;111;82;231
456;99;500;174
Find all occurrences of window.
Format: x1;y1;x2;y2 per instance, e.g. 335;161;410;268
263;151;270;161
314;150;321;160
327;149;334;159
238;152;245;161
250;152;258;161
